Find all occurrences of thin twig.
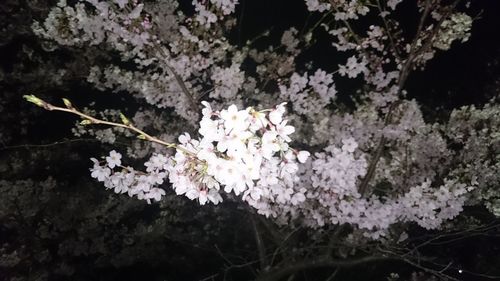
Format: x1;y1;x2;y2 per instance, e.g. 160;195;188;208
198;273;219;281
0;138;125;151
325;268;340;281
376;0;401;61
23;96;194;155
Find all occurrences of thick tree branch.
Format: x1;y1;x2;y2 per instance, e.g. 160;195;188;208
255;255;391;281
358;0;461;196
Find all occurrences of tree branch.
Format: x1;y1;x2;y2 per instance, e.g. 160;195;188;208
251;215;269;272
358;0;461;196
23;95;195;155
255;255;391;281
153;45;200;114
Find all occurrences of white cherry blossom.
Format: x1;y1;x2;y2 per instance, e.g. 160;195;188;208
105;150;122;168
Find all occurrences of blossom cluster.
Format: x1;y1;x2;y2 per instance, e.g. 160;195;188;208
193;0;239;27
33;0;244;125
32;0;153;54
278;69;337;116
306;0;370;20
90;150;167;203
445;102;500;216
264;137;476;238
433;13;472;50
168;102;310;205
90;102;310;207
250;100;479;237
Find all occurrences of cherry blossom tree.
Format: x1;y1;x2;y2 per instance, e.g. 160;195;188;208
3;0;499;280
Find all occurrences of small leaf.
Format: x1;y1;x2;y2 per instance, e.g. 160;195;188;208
119;112;130;125
137;134;146;140
62;98;73;109
80;119;92;125
23;95;45;107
